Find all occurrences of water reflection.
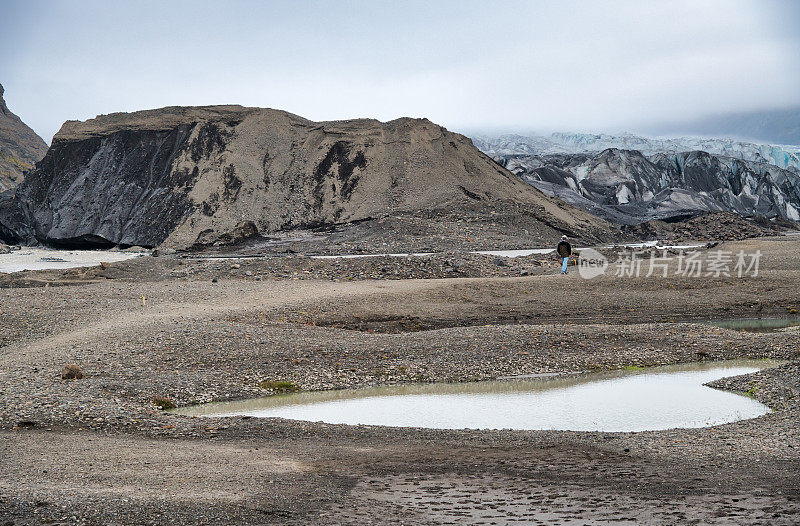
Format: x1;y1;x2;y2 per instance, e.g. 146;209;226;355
175;360;780;432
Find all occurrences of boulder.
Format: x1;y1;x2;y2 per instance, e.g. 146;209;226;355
61;364;83;380
193;220;258;247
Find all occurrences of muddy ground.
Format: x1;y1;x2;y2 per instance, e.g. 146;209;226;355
1;236;799;524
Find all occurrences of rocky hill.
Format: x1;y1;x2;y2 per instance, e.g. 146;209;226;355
0;83;48;191
0;106;617;249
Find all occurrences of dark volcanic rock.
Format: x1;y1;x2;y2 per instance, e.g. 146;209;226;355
194;220;259;247
0;83;48;191
1;123;198;247
650;151;800;220
624;211;778;242
0;106;615;249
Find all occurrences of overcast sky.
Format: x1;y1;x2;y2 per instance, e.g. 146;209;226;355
2;0;799;143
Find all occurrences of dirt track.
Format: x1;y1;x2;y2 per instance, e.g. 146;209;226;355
1;236;799;524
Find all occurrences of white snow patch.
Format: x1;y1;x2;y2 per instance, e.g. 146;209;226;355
474;248;554;257
616;185;632;204
311;253;434;259
785;202;800;221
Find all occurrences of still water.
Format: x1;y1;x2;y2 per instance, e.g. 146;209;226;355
175;360;778;432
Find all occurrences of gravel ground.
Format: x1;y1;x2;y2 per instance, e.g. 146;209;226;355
1;236;799;524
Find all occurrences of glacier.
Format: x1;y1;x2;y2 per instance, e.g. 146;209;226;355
471;132;800;172
473;132;800;225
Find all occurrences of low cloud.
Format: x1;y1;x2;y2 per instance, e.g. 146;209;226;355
2;0;798;142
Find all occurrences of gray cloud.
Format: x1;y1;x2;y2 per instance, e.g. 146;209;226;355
2;0;798;143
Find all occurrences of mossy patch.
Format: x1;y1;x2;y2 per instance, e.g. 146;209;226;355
743;384;759;399
153;396;176;410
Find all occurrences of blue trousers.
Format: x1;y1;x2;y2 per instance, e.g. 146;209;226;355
561;257;569;274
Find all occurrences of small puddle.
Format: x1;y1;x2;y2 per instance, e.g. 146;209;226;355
705;318;800;333
175;360;780;432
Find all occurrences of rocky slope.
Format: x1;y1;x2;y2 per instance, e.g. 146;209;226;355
623;211;782;243
492;147;800;225
0;106;615;249
0;83;48;191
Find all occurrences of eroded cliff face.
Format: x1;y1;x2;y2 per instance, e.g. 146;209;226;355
0;83;48;191
0;105;614;249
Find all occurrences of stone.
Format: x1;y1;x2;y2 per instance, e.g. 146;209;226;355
61;364;83;380
195;221;259;248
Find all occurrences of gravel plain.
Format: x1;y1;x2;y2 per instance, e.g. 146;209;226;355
1;236;799;524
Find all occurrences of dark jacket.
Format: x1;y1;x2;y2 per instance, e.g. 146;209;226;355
557;240;571;258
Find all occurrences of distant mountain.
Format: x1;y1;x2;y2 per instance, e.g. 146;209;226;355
471;132;800;172
647;107;800;146
0;83;48;191
476;133;800;225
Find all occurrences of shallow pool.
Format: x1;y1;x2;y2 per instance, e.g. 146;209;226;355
174;360;779;432
0;247;144;273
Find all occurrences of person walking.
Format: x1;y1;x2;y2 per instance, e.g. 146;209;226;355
557;235;572;274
